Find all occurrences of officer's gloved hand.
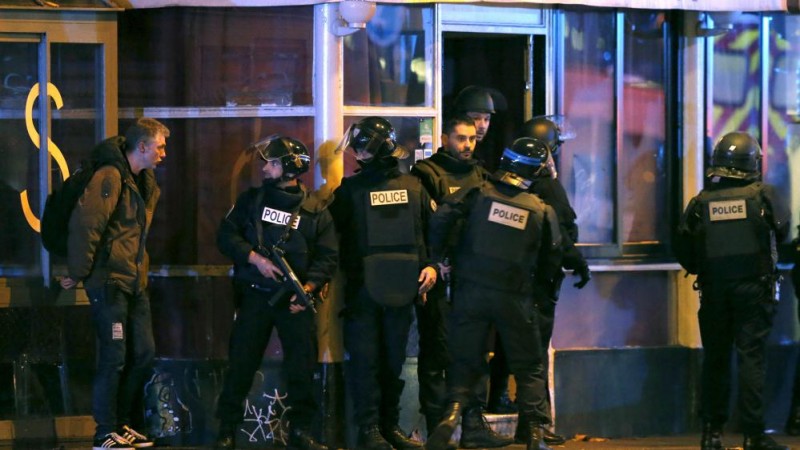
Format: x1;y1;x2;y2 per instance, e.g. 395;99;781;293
573;264;591;289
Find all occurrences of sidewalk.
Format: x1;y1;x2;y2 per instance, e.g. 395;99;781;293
3;434;799;450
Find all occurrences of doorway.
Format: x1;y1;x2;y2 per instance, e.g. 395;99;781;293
442;33;546;171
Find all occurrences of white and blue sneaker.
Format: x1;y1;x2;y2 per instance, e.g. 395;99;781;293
93;432;134;450
120;425;154;448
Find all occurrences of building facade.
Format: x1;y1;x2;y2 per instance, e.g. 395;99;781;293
0;0;799;445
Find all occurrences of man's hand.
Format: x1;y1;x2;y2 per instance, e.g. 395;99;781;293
248;251;283;280
573;264;591;289
418;266;437;295
289;283;316;314
60;276;77;290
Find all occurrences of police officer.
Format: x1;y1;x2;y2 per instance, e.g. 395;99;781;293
215;136;338;450
674;132;789;450
516;117;591;446
452;86;497;171
426;138;563;450
411;115;508;448
329;117;438;450
453;86;517;416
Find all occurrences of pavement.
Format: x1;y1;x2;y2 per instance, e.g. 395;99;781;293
3;434;800;449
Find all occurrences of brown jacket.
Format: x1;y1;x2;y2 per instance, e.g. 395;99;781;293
67;138;160;294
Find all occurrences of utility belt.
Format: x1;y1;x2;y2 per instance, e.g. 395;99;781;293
692;273;782;303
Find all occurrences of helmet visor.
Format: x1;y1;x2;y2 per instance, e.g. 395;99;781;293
336;123;408;162
251;134;283;162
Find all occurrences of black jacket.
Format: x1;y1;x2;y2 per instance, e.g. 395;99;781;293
218;181;338;290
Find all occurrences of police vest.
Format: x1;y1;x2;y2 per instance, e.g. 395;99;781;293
413;159;485;203
695;182;774;280
356;174;426;306
455;183;547;293
234;190;316;289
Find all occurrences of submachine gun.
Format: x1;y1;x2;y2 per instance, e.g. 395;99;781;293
257;243;318;313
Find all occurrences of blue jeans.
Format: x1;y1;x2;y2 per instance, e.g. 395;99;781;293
87;281;155;438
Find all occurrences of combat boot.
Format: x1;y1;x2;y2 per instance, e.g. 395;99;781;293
357;425;393;450
700;423;722;450
288;428;328;450
514;423;564;447
514;416;551;450
743;432;789;450
381;424;422;449
527;426;552;450
215;422;237;449
785;404;800;435
425;402;461;450
459;407;513;449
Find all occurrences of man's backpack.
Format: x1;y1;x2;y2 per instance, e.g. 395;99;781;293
41;138;126;257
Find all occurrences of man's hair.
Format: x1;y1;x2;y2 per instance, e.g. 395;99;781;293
442;114;476;136
124;117;170;152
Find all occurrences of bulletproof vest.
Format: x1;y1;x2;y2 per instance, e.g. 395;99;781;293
695;183;774;280
234;189;315;288
455;182;547;293
356;174;425;306
413;158;484;203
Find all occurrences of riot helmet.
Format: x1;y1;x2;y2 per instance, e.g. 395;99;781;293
453;86;496;114
252;135;311;180
519;115;575;155
338;116;407;163
707;131;762;180
494;137;552;190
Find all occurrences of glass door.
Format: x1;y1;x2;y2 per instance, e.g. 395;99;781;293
0;8;118;421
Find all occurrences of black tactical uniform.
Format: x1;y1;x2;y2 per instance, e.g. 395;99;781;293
215;137;338;450
518;125;591;446
426;140;563;450
411;148;507;446
674;132;789;450
330;117;436;450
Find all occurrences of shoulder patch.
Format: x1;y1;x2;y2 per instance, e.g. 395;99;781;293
430;199;438;212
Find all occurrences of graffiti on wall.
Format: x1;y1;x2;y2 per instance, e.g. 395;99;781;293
240;388;291;445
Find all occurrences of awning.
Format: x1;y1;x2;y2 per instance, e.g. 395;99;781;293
120;0;798;13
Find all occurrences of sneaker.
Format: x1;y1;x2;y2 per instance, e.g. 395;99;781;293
120;425;154;448
93;432;134;450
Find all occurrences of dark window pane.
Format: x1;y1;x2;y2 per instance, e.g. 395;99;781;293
343;5;432;107
621;11;668;244
118;7;313;108
0;42;40;267
121;118;313;265
561;9;616;244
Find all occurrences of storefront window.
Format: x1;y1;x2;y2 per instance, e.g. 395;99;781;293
709;16;762;154
0;41;41;268
118;7;313;108
621;12;668;244
343;5;433;107
124;117;314;266
561;9;617;245
765;14;800;235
